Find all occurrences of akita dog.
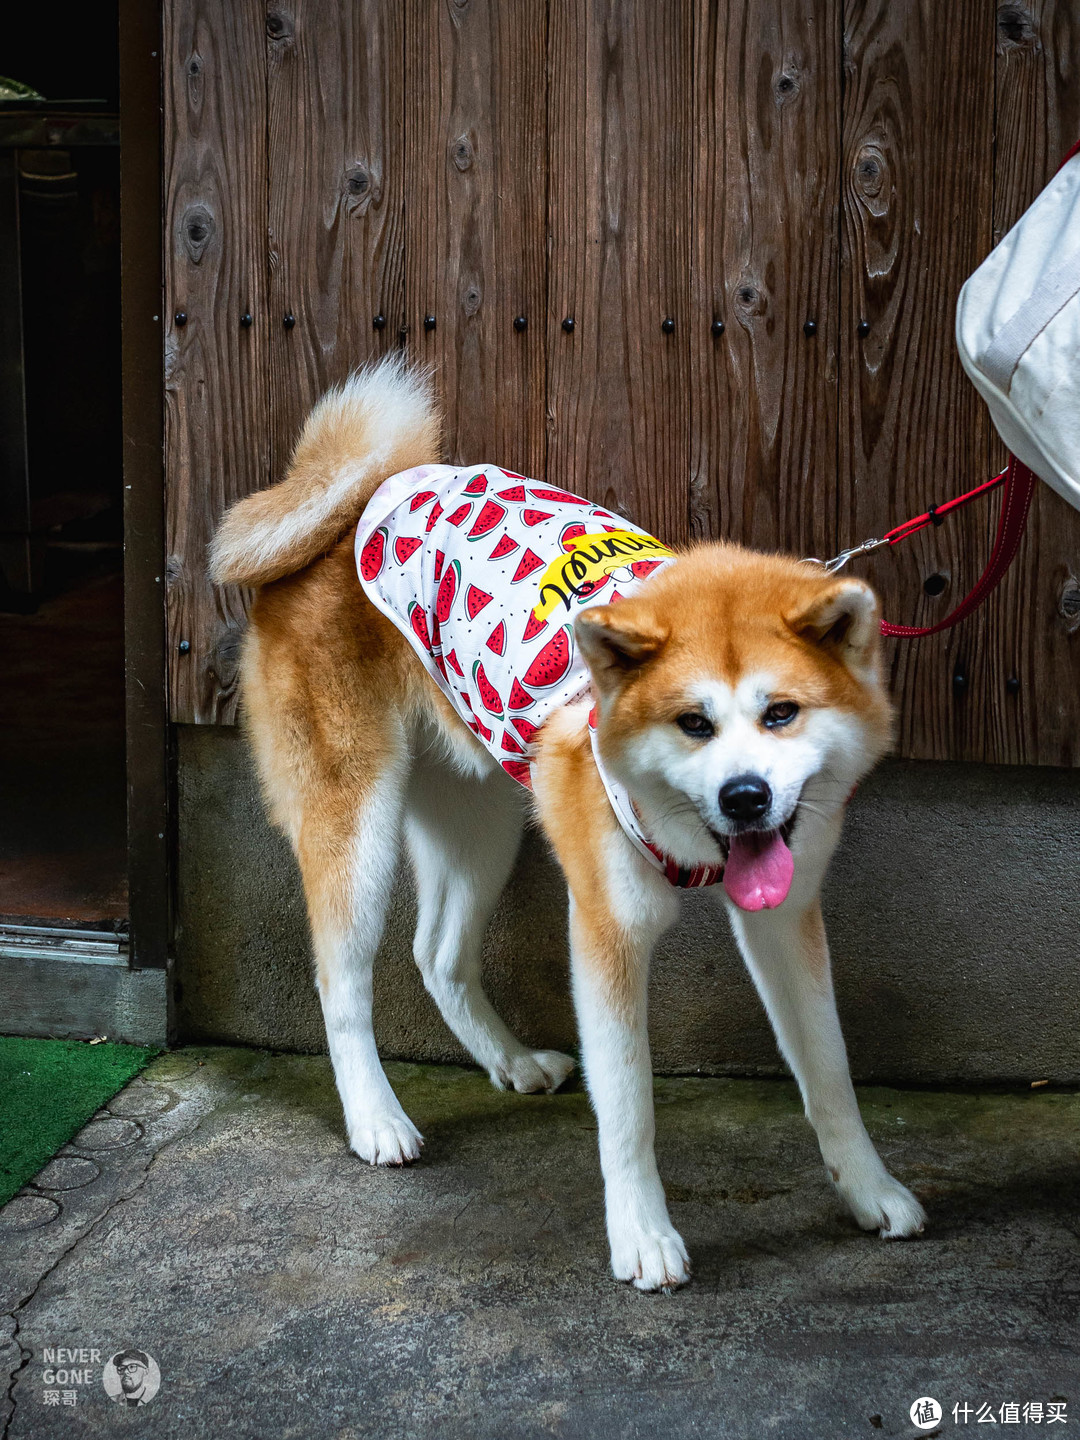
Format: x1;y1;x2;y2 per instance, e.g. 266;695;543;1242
211;357;926;1291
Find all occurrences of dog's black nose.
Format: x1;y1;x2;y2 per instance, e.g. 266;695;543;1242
719;774;772;822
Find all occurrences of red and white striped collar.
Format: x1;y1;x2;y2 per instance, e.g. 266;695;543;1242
586;706;724;891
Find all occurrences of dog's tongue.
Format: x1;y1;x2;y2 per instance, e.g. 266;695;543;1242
723;830;794;911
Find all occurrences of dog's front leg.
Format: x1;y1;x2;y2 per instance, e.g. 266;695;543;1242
570;898;690;1292
730;898;926;1239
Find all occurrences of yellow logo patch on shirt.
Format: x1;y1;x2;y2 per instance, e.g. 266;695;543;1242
533;530;674;621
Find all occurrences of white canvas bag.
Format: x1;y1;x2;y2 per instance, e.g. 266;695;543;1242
956;142;1080;511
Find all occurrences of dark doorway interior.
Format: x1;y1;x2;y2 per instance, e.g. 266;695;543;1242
0;6;126;928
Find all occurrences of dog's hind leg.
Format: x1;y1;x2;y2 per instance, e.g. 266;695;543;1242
405;761;575;1095
729;899;927;1239
299;743;423;1166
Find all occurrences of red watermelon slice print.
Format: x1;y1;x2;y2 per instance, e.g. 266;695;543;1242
359;526;387;582
575;573;611;600
435;559;460;623
446;503;472;528
522;509;554;527
496;484;527;503
465;585;493;619
500;758;532;787
522;626;573;688
485;621;506;655
469;716;493;743
500;730;525;754
508;678;534;711
511;716;540;743
409;490;437;513
630;559;663;580
488;533;519;559
408;602;432;652
521;611;547;643
559;522;586;552
425;500;443;533
472;660;504;716
529;487;589;506
511;548;543;583
446;648;464;677
394;535;422;565
467;500;506;540
434;548;445;582
464;474;488;495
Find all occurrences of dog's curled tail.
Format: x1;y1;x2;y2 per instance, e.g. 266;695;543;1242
209;356;441;588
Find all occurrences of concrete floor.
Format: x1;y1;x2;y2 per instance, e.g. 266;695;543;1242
1;1050;1077;1439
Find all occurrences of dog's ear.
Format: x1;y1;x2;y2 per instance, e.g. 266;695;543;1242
786;578;880;662
575;604;666;687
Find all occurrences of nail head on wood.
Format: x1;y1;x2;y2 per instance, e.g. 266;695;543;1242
513;315;527;332
858;319;870;338
178;640;191;655
174;311;187;327
1006;676;1020;695
661;317;675;335
283;313;295;330
240;312;252;328
424;314;436;332
562;316;575;333
711;319;725;338
803;319;817;338
373;314;386;331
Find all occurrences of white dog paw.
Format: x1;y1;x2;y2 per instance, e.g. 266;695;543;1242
610;1225;691;1293
489;1049;576;1095
835;1168;926;1239
349;1113;423;1166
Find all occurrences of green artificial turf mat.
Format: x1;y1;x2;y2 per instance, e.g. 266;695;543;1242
0;1037;160;1207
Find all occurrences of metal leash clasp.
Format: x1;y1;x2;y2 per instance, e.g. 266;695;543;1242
802;536;889;575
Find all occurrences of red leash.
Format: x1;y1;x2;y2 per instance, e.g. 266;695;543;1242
878;456;1037;638
821;136;1080;640
806;458;1036;637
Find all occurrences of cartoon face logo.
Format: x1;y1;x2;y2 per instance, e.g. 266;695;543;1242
103;1350;161;1407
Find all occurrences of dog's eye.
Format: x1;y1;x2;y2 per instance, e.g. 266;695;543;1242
677;712;713;738
763;700;799;729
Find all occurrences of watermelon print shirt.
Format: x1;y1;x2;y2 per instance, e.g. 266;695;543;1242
355;464;675;786
356;464;725;890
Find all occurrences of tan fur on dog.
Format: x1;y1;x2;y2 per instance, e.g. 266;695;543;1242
214;357;926;1291
210;357;440;588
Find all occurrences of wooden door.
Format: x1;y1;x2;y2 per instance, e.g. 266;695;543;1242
163;0;1080;764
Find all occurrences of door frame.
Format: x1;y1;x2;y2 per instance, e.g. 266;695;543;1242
120;0;171;980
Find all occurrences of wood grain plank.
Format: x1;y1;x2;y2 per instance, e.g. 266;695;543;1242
691;0;841;558
979;0;1080;765
164;0;269;724
546;0;692;544
267;0;405;495
402;0;548;479
839;0;996;761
